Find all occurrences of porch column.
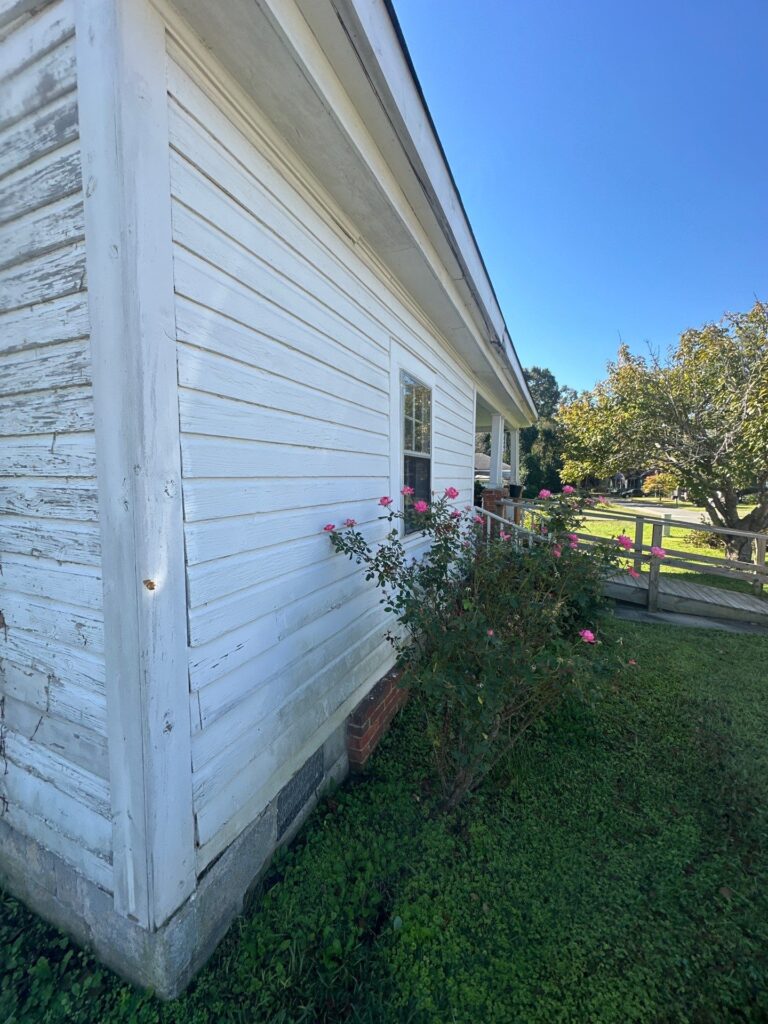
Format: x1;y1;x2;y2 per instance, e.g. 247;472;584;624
508;428;520;485
488;413;505;488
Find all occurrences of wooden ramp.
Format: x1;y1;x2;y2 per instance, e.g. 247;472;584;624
605;573;768;627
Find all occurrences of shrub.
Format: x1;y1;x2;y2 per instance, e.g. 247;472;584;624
684;515;725;551
326;489;622;809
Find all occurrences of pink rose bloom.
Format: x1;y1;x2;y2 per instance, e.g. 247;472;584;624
473;515;485;525
650;546;666;558
617;534;633;550
500;530;511;541
450;509;462;519
567;533;579;549
628;659;637;666
412;500;429;513
323;524;336;532
400;486;415;496
444;486;460;499
598;495;607;504
538;489;552;499
585;498;596;507
562;485;575;495
342;518;357;528
379;496;393;507
579;629;596;644
552;544;562;558
487;629;494;637
627;566;641;580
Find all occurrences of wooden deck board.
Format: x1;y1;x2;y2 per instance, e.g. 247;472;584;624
607;572;768;625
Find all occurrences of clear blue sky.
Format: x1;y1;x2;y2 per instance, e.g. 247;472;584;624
392;0;768;393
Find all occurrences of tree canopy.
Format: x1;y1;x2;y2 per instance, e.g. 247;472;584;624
560;301;768;552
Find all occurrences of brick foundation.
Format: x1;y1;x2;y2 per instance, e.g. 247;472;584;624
347;667;408;768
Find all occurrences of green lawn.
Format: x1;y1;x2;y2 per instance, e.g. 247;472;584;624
581;506;766;599
3;618;768;1022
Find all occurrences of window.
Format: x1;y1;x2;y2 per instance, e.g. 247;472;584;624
401;370;431;534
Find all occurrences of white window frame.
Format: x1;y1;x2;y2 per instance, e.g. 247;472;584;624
389;339;436;541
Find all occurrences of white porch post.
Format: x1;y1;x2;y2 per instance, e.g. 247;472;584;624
489;413;505;489
76;0;196;929
508;427;520;485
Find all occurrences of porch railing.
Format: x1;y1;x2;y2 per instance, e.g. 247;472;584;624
501;500;767;607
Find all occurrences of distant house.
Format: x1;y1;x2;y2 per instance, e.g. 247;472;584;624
0;0;536;995
474;451;512;481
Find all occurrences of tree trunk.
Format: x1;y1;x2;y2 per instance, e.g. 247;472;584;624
705;488;767;563
724;534;755;563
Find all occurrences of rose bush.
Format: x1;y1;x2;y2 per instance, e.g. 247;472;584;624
327;488;622;809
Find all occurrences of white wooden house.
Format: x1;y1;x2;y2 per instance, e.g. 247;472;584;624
0;0;536;994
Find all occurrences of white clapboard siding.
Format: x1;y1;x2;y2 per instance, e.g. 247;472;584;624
195;630;393;867
0;192;84;270
186;557;373;691
168;40;476;874
0;433;96;477
176;298;389;414
0;514;100;563
2;693;108;778
173;261;388;393
177;344;388;437
0;32;75;131
0;553;102;608
0;0;110;892
184;497;384;566
192;593;384;755
0;92;78;179
0;337;90;394
0;292;89;355
0;652;105;730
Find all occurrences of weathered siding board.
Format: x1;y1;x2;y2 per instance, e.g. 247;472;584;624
2;693;108;777
0;93;79;179
167;41;475;872
0;553;102;608
0;0;110;892
0;514;99;563
0;338;91;395
0;384;94;435
0;32;76;130
0;238;86;310
0;650;105;728
0;292;89;355
0;193;84;269
0;434;96;477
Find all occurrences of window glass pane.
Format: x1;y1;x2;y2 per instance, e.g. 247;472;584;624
403;415;415;453
401;370;432;533
403;384;414;422
403;454;431;534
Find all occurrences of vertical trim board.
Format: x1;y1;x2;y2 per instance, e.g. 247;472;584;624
75;0;195;928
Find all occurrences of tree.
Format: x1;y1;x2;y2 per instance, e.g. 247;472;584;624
524;365;562;418
520;367;571;495
642;471;678;501
560;301;768;559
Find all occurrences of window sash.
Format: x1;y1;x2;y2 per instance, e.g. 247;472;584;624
401;370;431;534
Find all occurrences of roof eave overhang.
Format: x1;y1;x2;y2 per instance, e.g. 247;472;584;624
165;0;537;425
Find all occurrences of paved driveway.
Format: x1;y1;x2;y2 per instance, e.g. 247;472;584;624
608;501;709;525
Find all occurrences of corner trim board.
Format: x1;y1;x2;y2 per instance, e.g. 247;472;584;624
75;0;195;928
